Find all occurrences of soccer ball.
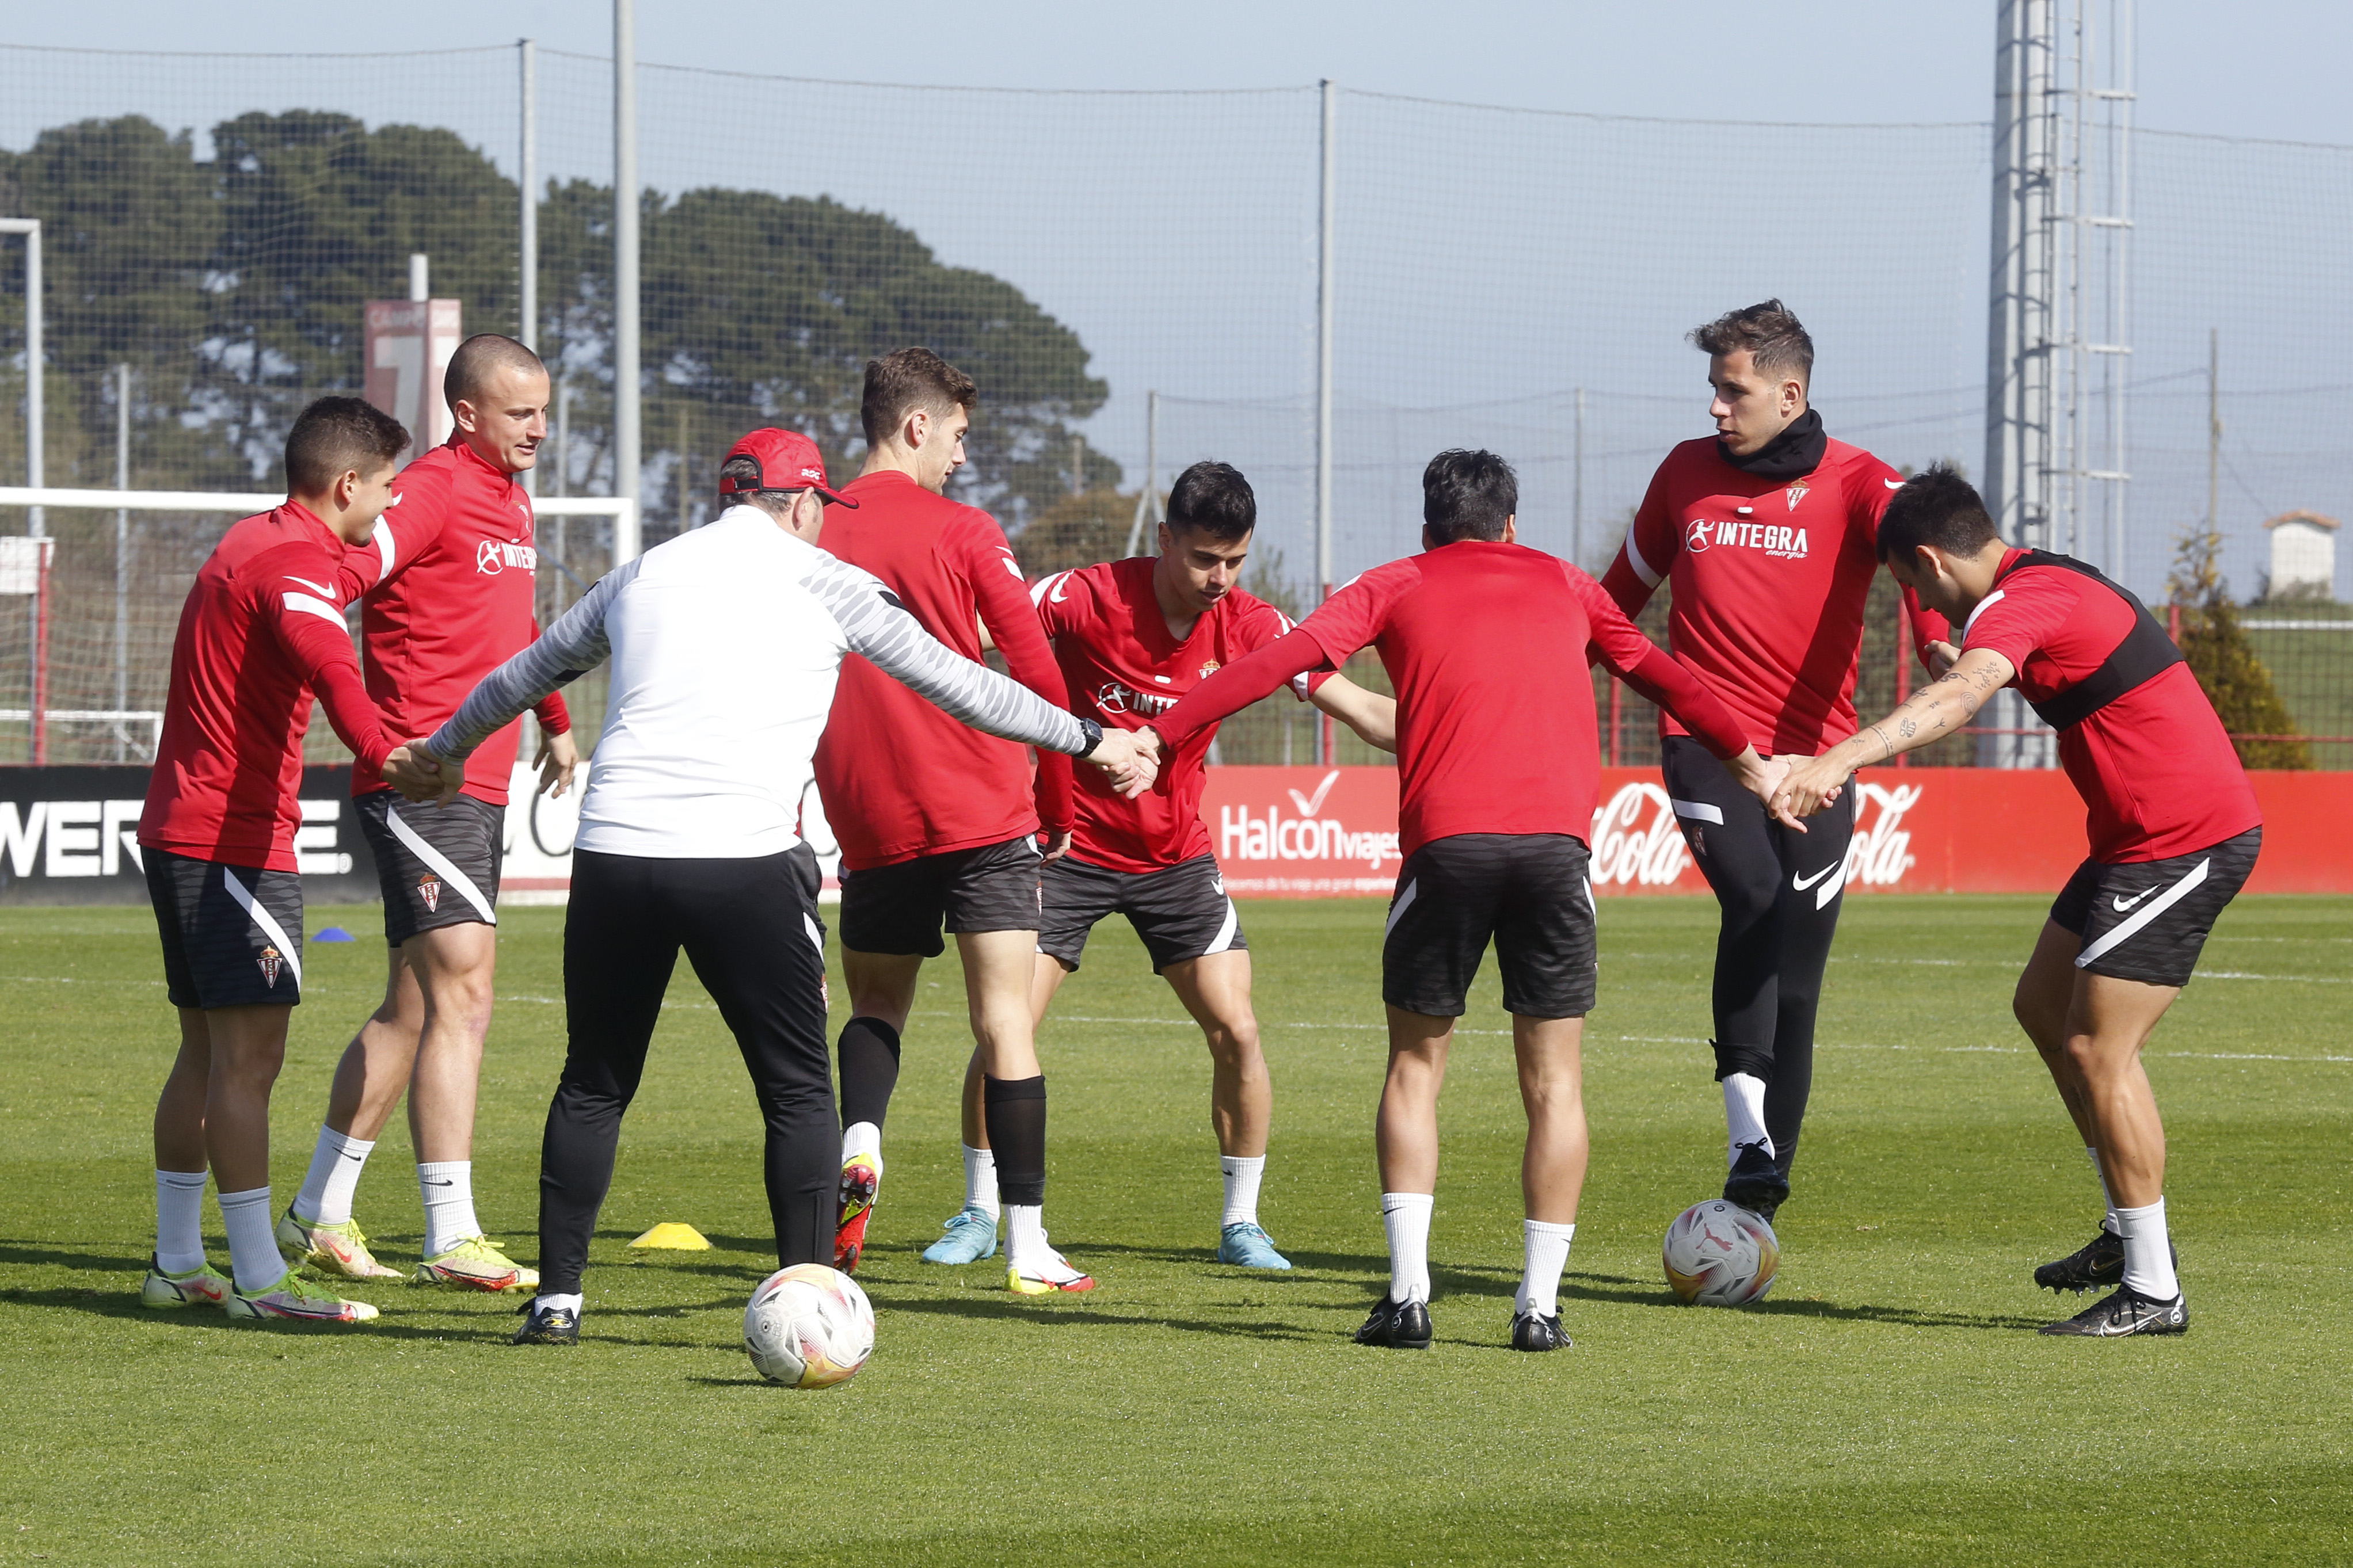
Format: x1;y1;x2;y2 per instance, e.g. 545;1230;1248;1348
1662;1200;1780;1307
743;1263;875;1387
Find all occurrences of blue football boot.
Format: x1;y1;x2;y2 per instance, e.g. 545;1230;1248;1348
1217;1221;1293;1270
920;1205;1000;1264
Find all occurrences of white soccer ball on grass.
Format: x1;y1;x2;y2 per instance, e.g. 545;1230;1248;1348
743;1263;875;1387
1662;1200;1780;1307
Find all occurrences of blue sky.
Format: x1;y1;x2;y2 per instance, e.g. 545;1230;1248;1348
6;4;2348;592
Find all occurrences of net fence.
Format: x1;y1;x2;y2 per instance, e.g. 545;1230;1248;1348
1;43;2346;766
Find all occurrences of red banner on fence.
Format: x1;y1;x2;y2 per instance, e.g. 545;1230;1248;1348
1200;766;2352;898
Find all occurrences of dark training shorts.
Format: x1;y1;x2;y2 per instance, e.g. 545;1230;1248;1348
356;790;505;947
1381;832;1597;1021
837;833;1043;958
2051;825;2261;989
1037;852;1246;974
144;847;307;1010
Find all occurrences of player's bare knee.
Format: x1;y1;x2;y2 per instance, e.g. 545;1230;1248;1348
1203;1018;1261;1069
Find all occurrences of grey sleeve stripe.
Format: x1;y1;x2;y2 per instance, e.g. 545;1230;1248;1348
801;551;1088;757
427;561;631;762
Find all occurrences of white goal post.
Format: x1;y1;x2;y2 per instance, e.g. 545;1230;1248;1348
0;487;639;559
0;487;637;760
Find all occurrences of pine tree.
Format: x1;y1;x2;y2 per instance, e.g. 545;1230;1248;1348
2167;525;2311;770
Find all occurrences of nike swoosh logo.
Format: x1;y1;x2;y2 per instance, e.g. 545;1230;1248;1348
1792;864;1838;891
422;1178;455;1187
283;574;338;598
2112;887;2156;911
1884;478;1905;490
338;1150;367;1161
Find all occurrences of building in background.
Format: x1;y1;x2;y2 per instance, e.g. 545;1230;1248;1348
2265;510;2339;600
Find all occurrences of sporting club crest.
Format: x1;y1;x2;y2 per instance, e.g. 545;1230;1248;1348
1784;479;1810;511
258;946;283;987
418;875;443;913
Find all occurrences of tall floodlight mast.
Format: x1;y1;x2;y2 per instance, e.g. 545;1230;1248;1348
1983;0;2134;766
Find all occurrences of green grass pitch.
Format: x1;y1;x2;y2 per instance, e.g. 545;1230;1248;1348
2;894;2348;1566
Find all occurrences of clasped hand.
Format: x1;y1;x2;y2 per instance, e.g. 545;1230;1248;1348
381;741;462;805
1086;725;1161;799
1771;752;1852;825
1724;747;1844;832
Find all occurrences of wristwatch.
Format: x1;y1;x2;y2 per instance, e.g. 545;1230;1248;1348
1072;716;1104;757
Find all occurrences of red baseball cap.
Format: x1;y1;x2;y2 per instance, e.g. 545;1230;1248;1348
718;428;857;508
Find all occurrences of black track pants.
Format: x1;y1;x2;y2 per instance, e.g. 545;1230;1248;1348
1659;737;1856;1174
538;848;837;1295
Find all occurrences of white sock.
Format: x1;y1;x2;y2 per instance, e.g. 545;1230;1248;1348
962;1144;1000;1219
2088;1146;2120;1236
533;1291;583;1315
218;1185;288;1294
841;1120;882;1169
154;1169;209;1275
1515;1219;1577;1318
1723;1073;1773;1163
295;1124;375;1226
1003;1202;1047;1268
1380;1192;1433;1305
2116;1198;2179;1300
418;1162;480;1257
1220;1154;1266;1229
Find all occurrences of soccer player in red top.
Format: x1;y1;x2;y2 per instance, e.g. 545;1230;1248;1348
812;348;1110;1292
1150;450;1784;1351
1602;300;1947;1222
921;461;1398;1273
1775;467;2261;1338
137;396;435;1325
277;334;576;1295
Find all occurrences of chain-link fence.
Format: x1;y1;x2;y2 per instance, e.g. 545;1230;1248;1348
2;42;2346;766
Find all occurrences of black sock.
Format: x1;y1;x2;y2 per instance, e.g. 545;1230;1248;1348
836;1017;903;1131
983;1074;1047;1205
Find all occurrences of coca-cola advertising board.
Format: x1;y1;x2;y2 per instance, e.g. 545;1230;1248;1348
1201;766;2349;898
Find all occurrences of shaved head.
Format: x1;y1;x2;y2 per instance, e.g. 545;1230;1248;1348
444;334;546;413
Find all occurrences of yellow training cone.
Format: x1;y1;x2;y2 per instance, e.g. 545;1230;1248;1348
629;1222;711;1250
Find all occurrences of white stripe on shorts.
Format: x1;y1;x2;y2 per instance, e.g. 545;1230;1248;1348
220;867;302;986
384;805;498;925
1202;898;1240;957
1384;878;1419;940
2077;856;2211;970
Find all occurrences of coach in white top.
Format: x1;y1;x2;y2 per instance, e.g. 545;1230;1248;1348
400;428;1156;1345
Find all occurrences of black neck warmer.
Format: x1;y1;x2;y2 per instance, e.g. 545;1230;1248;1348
1719;408;1826;479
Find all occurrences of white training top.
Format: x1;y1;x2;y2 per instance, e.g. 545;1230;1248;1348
427;505;1088;859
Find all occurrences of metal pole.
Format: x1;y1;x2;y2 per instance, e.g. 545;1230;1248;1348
554;381;571;587
1124;390;1159;558
519;38;538;349
115;363;129;762
1315;79;1337;767
5;219;42;747
612;0;642;563
409;253;429;303
1983;1;2059;768
557;381;572;498
519;37;539;498
2206;327;2219;535
1573;386;1586;569
2;221;43;540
